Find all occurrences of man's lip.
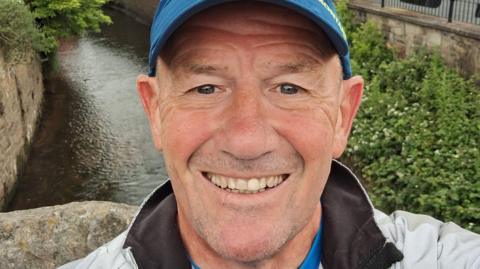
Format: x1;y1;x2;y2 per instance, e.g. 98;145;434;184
201;171;290;194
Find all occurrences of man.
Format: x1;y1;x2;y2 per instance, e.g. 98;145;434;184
59;0;480;268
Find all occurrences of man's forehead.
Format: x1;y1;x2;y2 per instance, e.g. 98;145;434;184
182;1;319;32
159;2;337;73
170;53;324;76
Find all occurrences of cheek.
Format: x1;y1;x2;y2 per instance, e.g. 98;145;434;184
161;108;215;171
160;108;215;216
278;111;335;209
274;109;337;163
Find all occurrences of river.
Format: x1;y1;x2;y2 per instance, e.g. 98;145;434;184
7;9;168;211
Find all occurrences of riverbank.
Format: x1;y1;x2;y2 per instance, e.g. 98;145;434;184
0;4;149;267
0;48;44;210
0;8;148;265
7;8;163;212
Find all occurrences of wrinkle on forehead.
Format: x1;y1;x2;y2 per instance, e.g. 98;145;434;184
186;1;320;32
165;10;337;56
162;33;336;75
186;18;320;38
159;1;340;77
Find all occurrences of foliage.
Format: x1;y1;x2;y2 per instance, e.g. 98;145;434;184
350;21;395;81
337;0;480;233
0;0;51;62
25;0;112;51
0;0;111;62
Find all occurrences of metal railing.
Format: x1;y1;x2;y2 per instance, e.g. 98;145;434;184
377;0;480;25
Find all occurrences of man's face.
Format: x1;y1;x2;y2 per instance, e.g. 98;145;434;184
138;2;362;264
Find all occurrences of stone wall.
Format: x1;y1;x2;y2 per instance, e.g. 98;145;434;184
0;201;136;269
349;1;480;78
0;49;44;210
108;0;480;77
109;0;158;25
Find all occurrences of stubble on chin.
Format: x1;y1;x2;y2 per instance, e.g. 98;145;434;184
190;208;306;266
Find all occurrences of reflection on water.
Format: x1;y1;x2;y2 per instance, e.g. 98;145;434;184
8;9;167;211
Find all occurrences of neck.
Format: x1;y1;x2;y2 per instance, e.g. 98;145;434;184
178;203;322;269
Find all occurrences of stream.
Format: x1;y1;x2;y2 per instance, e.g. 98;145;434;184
8;9;168;211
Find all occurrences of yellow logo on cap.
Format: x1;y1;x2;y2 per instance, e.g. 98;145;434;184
317;0;347;40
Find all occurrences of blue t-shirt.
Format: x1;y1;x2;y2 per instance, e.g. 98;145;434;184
298;220;324;269
191;221;323;269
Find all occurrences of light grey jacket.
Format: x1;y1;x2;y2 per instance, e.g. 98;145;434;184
59;161;480;269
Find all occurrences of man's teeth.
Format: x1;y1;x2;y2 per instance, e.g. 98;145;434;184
206;173;285;194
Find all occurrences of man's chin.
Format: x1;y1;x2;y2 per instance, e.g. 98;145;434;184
212;237;282;264
202;225;292;264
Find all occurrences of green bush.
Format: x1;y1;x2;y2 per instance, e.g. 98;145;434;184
350;21;395;81
337;0;480;232
0;0;111;62
0;0;52;62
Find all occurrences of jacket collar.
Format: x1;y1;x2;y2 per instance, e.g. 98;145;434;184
123;160;403;269
321;161;403;268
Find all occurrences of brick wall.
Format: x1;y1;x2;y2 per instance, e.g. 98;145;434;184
0;49;44;210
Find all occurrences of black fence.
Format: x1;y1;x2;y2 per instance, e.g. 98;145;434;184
376;0;480;25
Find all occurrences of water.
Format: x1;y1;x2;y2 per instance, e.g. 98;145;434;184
7;9;168;211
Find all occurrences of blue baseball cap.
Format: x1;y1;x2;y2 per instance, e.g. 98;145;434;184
148;0;352;79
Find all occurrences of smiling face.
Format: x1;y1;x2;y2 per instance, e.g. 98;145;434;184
138;1;363;267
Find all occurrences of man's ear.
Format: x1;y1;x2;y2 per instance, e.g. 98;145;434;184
332;76;364;158
137;74;163;150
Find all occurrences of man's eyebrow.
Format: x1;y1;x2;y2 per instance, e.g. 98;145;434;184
274;63;316;74
180;62;229;74
261;54;324;75
262;62;318;77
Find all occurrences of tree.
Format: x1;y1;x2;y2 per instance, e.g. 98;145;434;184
0;0;51;62
24;0;112;50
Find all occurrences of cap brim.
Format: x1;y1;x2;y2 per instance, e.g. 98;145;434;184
148;0;350;78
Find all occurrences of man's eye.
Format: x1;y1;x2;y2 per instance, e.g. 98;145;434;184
279;84;300;95
195;85;216;94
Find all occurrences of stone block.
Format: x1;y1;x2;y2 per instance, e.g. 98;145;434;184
388;18;405;38
441;33;462;70
468;41;480;76
0;137;11;152
0;183;4;207
404;23;425;55
425;30;442;47
0;117;5;131
0;49;6;78
0;202;137;269
450;37;478;76
405;23;423;36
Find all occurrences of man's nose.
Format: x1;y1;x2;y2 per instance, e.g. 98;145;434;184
217;89;277;161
